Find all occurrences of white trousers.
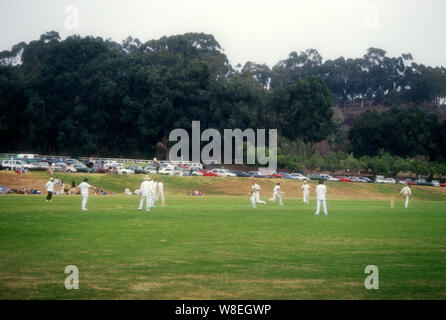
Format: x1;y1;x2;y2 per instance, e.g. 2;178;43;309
269;192;283;206
81;195;88;210
315;199;327;215
404;196;409;208
255;192;266;204
303;191;309;204
149;191;156;207
250;193;256;208
139;194;150;211
156;191;164;202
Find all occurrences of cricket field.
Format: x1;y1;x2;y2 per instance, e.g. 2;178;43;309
0;173;445;299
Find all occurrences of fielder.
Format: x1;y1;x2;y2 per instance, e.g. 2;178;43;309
249;180;266;208
400;184;412;208
302;180;310;204
149;177;157;208
269;182;284;206
138;176;151;212
156;179;165;206
45;177;54;202
315;180;328;216
78;178;93;211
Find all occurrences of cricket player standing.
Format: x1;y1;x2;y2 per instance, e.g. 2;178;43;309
78;178;93;211
400;184;412;208
315;180;328;216
156;179;165;206
269;182;284;206
302;180;310;204
45;177;54;201
149;177;157;208
138;176;151;211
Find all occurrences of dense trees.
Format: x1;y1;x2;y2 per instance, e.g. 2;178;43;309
0;31;335;157
348;107;443;160
1;31;445;168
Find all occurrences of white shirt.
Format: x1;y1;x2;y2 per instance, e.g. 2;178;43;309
273;185;280;194
315;184;327;200
150;181;157;193
158;182;163;193
78;182;91;196
302;184;310;192
400;186;412;196
140;181;151;196
46;181;54;192
252;184;261;192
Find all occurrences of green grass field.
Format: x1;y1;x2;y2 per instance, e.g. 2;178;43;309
1;190;445;299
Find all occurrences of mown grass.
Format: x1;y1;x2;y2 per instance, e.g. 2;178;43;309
0;193;445;299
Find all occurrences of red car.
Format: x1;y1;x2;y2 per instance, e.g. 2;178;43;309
441;183;446;187
199;169;220;177
335;176;354;182
269;173;284;179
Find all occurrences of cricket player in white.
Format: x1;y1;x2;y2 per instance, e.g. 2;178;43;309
149;177;157;208
400;184;412;208
302;180;310;204
315;180;328;216
269;182;284;206
45;177;54;201
249;180;266;208
138;176;151;211
156;179;165;206
78;178;92;211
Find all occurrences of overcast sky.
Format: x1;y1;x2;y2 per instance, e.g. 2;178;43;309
1;0;445;67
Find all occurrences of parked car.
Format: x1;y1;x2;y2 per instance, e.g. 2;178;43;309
1;159;36;170
440;182;446;187
248;171;265;178
143;166;157;174
289;173;308;180
159;167;175;175
211;169;236;177
269;172;285;179
307;173;324;180
431;180;440;187
399;178;416;185
335;176;355;182
116;166;134;174
200;169;220;177
127;166;147;174
358;176;374;183
189;163;203;170
231;170;250;177
65;159;82;165
414;178;433;186
375;177;396;184
320;174;339;181
72;163;92;173
278;172;293;179
191;170;204;176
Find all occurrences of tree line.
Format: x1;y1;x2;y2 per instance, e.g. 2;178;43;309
0;31;445;169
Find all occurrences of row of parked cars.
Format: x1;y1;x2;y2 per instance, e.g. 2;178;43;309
1;156;444;186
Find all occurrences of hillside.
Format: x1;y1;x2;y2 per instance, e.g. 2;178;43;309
2;171;446;202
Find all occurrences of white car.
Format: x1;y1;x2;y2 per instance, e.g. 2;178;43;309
191;170;203;176
320;174;339;181
211;169;236;177
431;180;440;187
289;173;308;180
376;176;396;184
104;161;119;169
160;167;175;175
117;166;134;174
1;159;36;170
189;162;203;170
